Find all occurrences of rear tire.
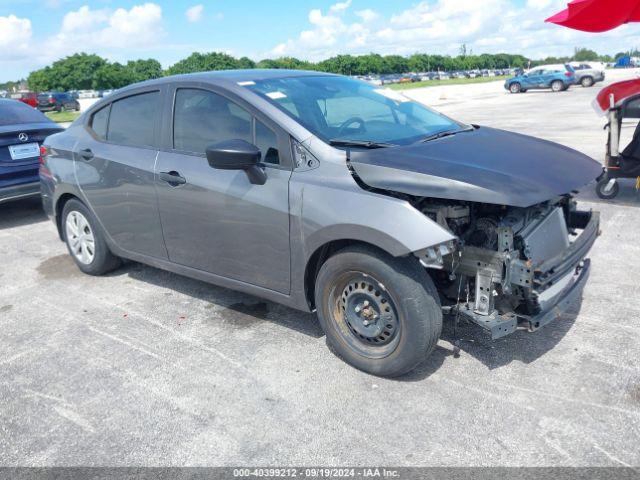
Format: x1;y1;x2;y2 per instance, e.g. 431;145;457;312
581;76;594;87
509;82;522;94
62;199;121;275
551;80;564;92
596;177;619;199
314;245;442;377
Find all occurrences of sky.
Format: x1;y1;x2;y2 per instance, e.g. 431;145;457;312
1;0;639;82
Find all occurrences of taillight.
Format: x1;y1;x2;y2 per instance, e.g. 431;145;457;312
50;96;56;103
39;145;49;165
565;71;573;77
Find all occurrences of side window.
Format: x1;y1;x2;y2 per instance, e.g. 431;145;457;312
173;88;252;153
255;120;280;165
90;105;110;140
107;91;159;148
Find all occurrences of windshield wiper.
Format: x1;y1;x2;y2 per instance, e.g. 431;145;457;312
329;139;395;149
420;126;475;143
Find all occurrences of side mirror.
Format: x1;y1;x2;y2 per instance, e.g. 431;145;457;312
206;139;267;185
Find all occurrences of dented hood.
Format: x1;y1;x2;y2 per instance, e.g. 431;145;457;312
349;126;603;208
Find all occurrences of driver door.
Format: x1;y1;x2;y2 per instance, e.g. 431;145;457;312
154;85;292;294
523;69;543;89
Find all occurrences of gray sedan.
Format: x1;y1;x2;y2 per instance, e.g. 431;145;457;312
40;70;601;376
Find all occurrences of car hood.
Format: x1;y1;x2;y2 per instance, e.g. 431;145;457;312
348;126;603;208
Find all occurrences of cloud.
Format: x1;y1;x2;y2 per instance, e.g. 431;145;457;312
185;4;204;23
329;0;351;14
0;14;32;58
355;9;379;23
54;3;163;51
267;0;640;61
527;0;553;9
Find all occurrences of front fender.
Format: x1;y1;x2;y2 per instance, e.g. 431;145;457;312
296;170;455;261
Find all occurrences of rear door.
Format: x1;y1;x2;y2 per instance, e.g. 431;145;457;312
154;84;292;293
74;88;168;259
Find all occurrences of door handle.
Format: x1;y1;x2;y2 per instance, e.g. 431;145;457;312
79;148;94;161
159;171;186;185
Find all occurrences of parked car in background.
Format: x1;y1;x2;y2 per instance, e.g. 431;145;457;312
10;92;38;108
41;70;601;376
504;64;576;93
569;62;606;87
1;99;63;203
37;92;81;112
78;90;98;99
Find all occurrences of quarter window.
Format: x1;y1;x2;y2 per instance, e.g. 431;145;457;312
90;105;109;140
173;88;252;153
255;120;280;164
107;91;159;148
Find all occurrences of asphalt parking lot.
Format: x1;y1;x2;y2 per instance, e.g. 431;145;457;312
1;77;639;467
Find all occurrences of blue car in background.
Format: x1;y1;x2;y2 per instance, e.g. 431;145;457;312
0;99;63;204
504;64;577;93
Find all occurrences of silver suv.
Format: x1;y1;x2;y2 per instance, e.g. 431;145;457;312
40;70;602;376
570;62;606;87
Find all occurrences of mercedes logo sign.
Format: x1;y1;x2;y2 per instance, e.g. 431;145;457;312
18;133;29;142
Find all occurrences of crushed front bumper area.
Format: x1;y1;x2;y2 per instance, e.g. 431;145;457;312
438;209;599;339
455;258;590;339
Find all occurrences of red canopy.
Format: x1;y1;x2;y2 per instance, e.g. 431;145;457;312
592;78;640;115
546;0;640;32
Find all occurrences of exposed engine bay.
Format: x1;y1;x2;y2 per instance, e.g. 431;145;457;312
410;195;599;338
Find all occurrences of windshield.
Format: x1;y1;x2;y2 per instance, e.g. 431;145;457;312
0;100;51;126
247;75;464;146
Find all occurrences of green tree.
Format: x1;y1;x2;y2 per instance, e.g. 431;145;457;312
237;56;257;69
93;63;134;89
165;52;243;75
27;53;108;91
573;47;598;61
125;59;162;83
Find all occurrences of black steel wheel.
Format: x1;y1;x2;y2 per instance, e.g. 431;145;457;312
331;272;401;359
315;245;442;377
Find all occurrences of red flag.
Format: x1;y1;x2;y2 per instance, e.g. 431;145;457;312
546;0;640;32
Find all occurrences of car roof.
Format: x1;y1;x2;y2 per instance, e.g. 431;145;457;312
118;69;337;92
533;64;568;70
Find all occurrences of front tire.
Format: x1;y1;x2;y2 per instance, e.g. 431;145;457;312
314;246;442;377
509;82;522;94
62;199;121;275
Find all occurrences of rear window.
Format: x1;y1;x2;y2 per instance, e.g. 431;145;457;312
107;91;159;148
90;105;110;140
0;100;51;126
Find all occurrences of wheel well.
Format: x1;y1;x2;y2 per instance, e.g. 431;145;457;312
55;193;80;240
304;239;397;311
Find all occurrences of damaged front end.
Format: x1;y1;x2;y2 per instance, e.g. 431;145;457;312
345;125;603;339
412;198;599;339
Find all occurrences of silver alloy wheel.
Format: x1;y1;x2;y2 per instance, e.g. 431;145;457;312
65;211;96;265
551;81;563;92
